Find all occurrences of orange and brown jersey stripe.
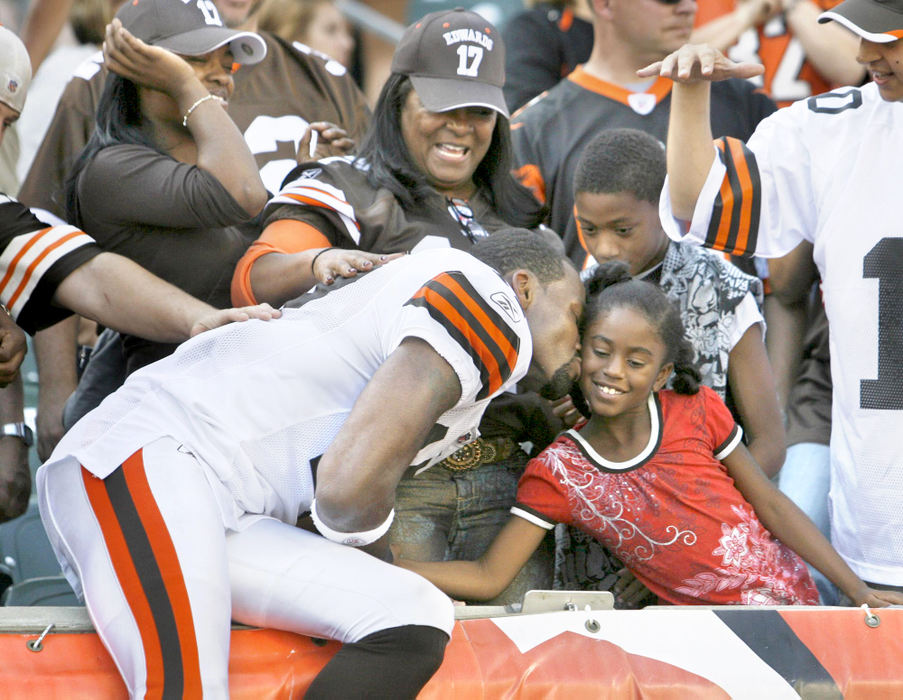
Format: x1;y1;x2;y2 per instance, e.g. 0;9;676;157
407;271;520;400
82;452;201;700
705;137;762;257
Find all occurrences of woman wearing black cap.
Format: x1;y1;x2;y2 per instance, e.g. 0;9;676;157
65;0;268;374
231;7;547;308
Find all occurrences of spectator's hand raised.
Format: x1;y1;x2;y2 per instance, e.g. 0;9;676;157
102;18;199;97
311;248;403;286
190;303;282;337
637;44;765;84
297;122;356;162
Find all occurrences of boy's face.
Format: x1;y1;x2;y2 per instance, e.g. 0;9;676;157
574;190;669;276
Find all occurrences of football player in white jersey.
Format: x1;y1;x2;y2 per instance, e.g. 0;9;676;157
37;230;584;698
640;0;903;593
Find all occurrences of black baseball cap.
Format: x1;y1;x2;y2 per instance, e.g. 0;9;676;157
115;0;267;64
818;0;903;43
392;8;508;118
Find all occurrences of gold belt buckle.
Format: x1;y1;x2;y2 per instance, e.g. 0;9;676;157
441;438;503;471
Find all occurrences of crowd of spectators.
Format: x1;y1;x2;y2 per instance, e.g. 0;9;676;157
0;0;900;694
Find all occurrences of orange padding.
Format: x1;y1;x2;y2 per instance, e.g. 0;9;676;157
3;609;903;698
231;220;330;306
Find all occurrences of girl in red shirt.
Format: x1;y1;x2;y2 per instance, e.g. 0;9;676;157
398;263;903;608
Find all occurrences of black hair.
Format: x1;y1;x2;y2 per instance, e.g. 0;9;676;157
582;260;700;395
573;128;666;205
354;73;546;228
469;227;573;286
64;73;160;226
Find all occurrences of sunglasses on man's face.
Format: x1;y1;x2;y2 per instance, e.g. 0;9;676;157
654;0;685;4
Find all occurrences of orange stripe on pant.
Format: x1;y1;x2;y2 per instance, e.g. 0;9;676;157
82;451;202;699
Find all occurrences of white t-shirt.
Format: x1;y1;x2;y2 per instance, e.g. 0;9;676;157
50;249;533;529
660;82;903;584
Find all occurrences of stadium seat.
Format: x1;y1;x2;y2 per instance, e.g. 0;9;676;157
1;575;79;606
0;503;62;584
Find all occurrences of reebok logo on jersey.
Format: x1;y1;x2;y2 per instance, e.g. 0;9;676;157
491;291;521;323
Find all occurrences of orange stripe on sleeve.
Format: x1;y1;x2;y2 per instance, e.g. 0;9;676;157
231;220;331;305
6;229;86;310
727;139;754;256
121;452;202;698
0;226;52;298
82;465;167;699
439;273;518;373
415;286;505;393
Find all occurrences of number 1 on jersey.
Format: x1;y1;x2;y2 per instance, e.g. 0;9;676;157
860;237;903;410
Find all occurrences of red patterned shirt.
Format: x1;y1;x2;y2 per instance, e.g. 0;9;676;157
513;387;818;606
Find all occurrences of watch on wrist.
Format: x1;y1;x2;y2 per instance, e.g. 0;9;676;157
1;422;34;447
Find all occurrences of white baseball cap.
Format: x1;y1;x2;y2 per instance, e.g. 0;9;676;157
818;0;903;43
0;25;31;114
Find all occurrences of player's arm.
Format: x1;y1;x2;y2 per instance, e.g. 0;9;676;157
637;45;764;220
233;219;400;306
54;252;279;342
783;0;865;87
397;516;547;601
726;322;786;477
313;337;463;561
724;443;903;607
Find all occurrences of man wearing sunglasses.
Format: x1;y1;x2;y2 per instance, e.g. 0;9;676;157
510;0;776;270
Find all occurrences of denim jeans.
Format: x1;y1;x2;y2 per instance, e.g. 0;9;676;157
390;449;553;606
778;442;838;605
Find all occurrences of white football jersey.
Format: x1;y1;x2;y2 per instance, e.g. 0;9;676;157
52;249;532;528
661;83;903;584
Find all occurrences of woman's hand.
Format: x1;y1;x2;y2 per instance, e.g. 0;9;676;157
190;303;282;337
637;43;765;83
297;122;356;162
311;248;403;286
103;18;200;99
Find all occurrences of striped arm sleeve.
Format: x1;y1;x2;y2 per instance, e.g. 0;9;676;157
0;199;99;334
703;137;762;257
269;177;361;245
405;271;521;401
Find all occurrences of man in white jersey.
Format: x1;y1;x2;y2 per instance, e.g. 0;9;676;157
641;0;903;591
36;230;585;697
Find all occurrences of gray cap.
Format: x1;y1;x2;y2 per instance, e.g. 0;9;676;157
392;8;508;118
115;0;267;64
0;26;31;113
818;0;903;43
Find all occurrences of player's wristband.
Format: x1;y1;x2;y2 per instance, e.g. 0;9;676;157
309;499;394;547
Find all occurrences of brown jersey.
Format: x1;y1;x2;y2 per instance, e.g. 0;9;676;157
18;32;371;219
